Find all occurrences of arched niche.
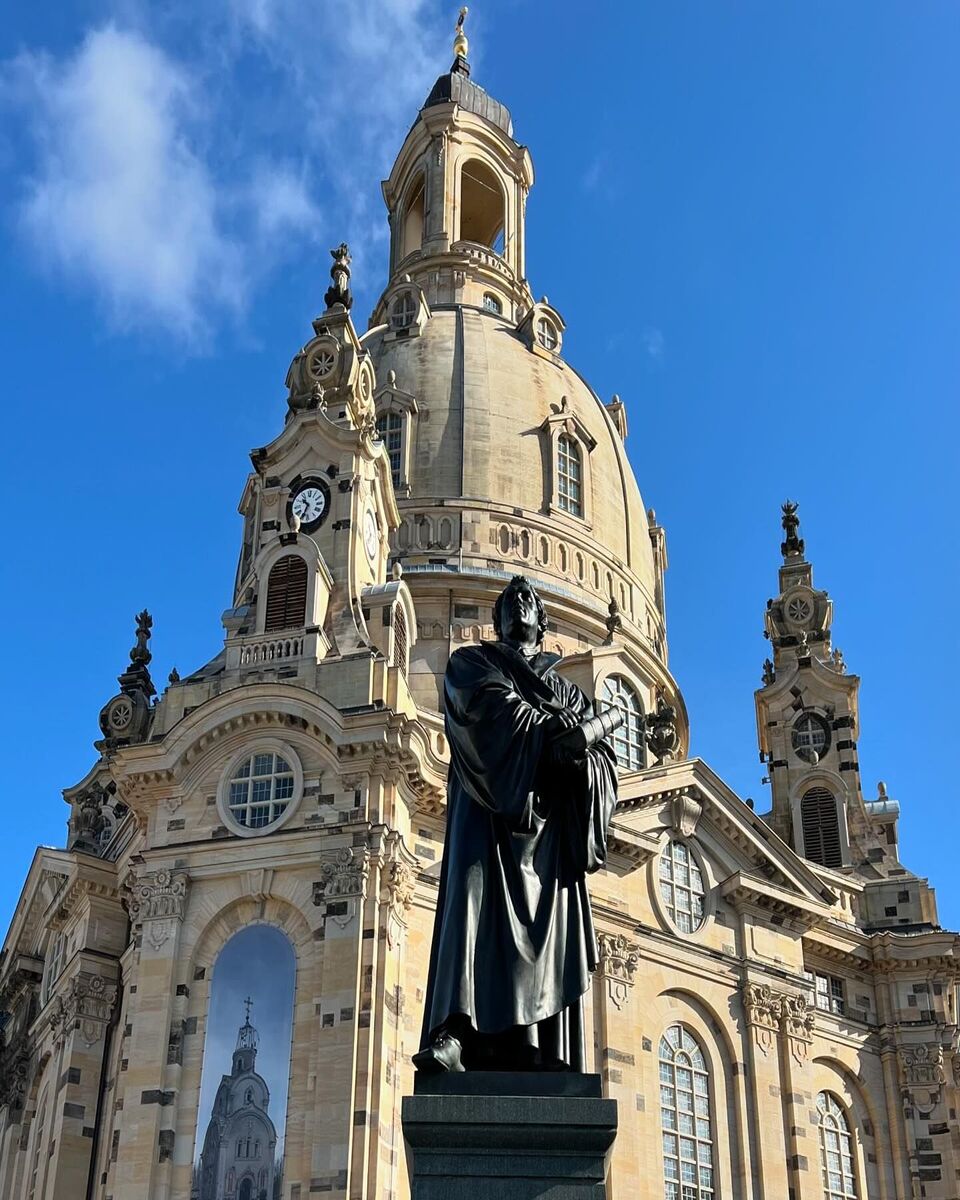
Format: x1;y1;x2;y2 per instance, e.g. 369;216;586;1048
400;172;426;261
194;926;296;1200
458;158;505;251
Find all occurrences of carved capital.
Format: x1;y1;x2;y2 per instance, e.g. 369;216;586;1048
313;847;370;928
378;832;420;948
741;981;783;1056
126;868;189;950
54;972;118;1048
781;992;815;1064
597;932;640;1010
899;1042;945;1104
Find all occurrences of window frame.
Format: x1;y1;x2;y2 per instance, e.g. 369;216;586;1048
216;740;304;839
816;1091;860;1200
557;433;584;518
657;838;709;937
600;673;645;771
539;411;595;527
658;1023;717;1200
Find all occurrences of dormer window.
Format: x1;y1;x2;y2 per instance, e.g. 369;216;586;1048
557;434;583;517
376;411;403;488
483;293;503;315
390;292;417;330
536;316;559;351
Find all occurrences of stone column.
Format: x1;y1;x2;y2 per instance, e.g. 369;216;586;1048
739;978;792;1200
110;867;189;1200
45;968;119;1200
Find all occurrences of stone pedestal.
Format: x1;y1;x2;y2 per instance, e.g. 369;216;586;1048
402;1073;618;1200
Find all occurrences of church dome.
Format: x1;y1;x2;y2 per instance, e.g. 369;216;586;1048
362;306;657;606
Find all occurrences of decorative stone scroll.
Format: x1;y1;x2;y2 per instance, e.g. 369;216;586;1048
597;932;640;1010
378;832;420;948
126;868;189;951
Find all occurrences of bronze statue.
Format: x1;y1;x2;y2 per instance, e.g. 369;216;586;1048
414;576;621;1074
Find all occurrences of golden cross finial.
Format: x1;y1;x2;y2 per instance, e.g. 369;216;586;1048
453;6;469;59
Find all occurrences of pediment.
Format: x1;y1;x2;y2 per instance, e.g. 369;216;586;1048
0;847;73;966
609;757;839;925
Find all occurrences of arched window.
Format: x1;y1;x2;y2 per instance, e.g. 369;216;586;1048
401;174;425;259
28;1085;49;1200
659;1025;715;1199
376;411;404;488
817;1092;859;1199
254;1139;260;1157
801;787;843;868
601;675;644;770
557;434;583;517
659;841;706;934
459;159;504;250
393;604;408;676
483;292;503;315
239;1178;254;1200
245;1087;253;1104
390;291;417;330
264;555;308;632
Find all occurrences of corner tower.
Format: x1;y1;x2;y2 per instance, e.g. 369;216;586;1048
755;503;938;929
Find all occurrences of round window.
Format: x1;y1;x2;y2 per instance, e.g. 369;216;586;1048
217;742;303;837
658;840;707;934
792;712;830;764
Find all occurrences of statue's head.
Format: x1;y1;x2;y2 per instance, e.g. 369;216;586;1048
492;576;548;646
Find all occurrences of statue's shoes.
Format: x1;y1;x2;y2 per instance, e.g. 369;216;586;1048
412;1032;465;1073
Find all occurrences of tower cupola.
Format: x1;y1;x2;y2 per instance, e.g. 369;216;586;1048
232;998;260;1076
373;7;534;324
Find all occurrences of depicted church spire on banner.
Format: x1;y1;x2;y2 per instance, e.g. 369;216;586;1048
233;998;260;1075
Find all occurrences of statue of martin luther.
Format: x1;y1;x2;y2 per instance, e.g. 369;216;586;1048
414;575;621;1074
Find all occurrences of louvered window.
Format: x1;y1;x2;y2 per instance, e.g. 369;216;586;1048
264;555;308;632
393;604;408;676
801;787;843;868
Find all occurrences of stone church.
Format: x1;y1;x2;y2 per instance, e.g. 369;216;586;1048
1;23;958;1200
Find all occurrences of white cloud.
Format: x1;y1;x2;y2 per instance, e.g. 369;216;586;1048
1;3;450;343
6;26;243;342
642;326;665;361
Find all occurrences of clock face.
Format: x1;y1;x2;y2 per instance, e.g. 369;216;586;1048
363;509;379;561
290;481;329;531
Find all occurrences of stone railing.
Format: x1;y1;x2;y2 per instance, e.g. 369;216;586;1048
239;635;304;665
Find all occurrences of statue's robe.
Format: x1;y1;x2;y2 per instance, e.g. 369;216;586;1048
420;641;618;1070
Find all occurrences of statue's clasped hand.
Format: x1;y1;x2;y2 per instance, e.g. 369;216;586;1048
546;704;625;764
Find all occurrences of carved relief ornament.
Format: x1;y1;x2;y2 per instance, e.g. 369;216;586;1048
597;932;640;1010
899;1042;946;1103
741;981;814;1063
313;847;370;928
125;868;189;951
51;972;118;1048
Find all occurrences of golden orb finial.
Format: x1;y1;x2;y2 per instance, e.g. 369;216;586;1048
453;6;469;59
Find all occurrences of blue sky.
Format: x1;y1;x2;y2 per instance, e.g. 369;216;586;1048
0;3;957;933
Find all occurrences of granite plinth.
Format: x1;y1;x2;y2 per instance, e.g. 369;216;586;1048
402;1073;617;1200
